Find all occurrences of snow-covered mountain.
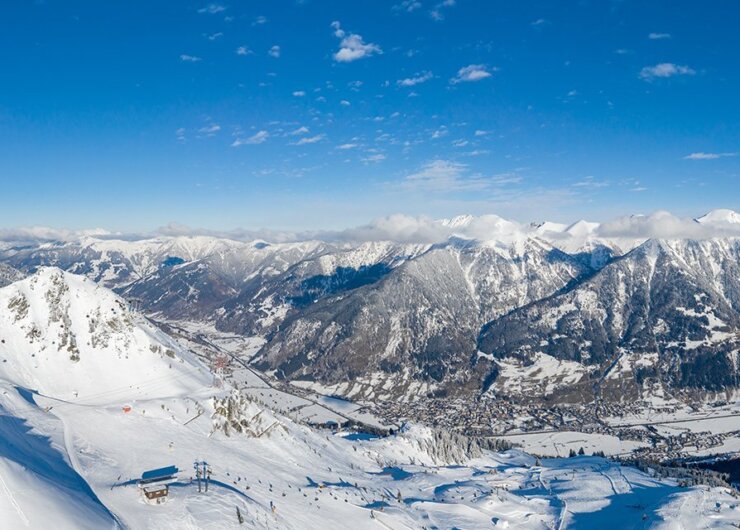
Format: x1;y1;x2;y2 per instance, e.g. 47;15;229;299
1;236;336;322
0;263;24;288
478;238;740;401
215;240;429;336
2;210;740;406
254;237;591;400
0;267;210;400
0;235;321;289
0;270;737;529
122;240;335;322
697;208;740;225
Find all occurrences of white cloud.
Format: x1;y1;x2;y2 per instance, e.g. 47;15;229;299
397;71;433;87
292;90;306;97
292;134;325;145
648;32;671;40
639;63;695;80
331;22;382;62
451;64;495;84
361;153;386;163
393;1;422;12
320;210;740;246
531;18;548;27
340;99;351;106
175;127;186;142
235;46;252;56
198;4;226;14
572;176;609;189
154;223;300;244
337;143;358;150
597;210;740;239
339;214;450;243
337;213;526;244
180;54;202;62
198;124;221;136
430;0;456;21
431;127;448;139
490;173;522;185
684;152;737;160
400;160;481;191
397;160;523;193
8;209;740;247
206;32;223;41
0;226;114;243
253;15;267;25
464;149;489;157
288;126;310;136
268;45;281;58
231;130;269;146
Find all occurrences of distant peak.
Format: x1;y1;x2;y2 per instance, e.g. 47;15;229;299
565;219;600;235
18;266;101;300
29;265;69;280
439;214;475;228
696;209;740;224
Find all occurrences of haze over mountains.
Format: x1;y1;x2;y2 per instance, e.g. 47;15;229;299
1;209;738;407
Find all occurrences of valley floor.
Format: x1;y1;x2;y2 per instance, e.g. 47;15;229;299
164;319;740;465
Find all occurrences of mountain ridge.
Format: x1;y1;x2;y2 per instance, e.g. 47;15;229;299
1;211;739;406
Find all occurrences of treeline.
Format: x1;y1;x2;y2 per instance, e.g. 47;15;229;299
616;456;733;489
414;428;513;464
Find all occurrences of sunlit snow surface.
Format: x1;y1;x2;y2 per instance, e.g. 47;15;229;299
0;269;739;529
4;383;740;530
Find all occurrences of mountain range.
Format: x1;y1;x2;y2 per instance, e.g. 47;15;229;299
1;210;738;407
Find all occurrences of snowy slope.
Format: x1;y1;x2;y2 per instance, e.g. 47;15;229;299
697;208;740;225
0;267;210;401
5;380;739;529
0;271;738;529
0;381;118;529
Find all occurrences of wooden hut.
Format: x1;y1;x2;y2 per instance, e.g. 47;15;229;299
138;466;179;505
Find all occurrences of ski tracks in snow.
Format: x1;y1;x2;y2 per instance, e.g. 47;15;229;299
0;468;30;527
56;410;125;530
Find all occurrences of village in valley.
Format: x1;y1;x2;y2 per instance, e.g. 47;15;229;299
165;319;740;488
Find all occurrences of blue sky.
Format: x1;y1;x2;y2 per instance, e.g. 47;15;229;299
0;0;738;232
